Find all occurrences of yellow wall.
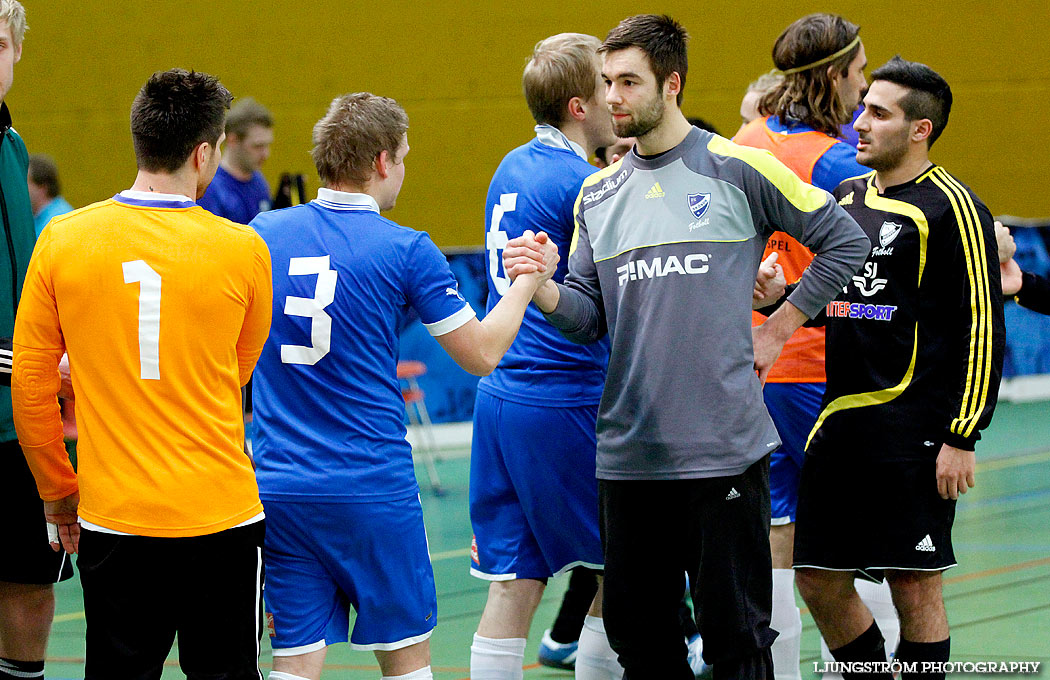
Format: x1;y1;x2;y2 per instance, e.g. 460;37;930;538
13;1;1050;245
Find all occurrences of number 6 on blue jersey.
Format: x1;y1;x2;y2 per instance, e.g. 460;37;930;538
486;193;517;296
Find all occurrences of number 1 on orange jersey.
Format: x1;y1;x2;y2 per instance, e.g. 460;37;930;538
123;260;161;380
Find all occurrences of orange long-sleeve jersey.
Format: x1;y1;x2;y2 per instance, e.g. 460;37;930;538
12;192;272;537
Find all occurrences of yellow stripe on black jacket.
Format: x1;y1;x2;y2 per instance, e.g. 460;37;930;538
807;166;1004;460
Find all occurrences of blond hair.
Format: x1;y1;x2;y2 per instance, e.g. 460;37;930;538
523;33;601;126
746;71;783;98
311;93;408;186
0;0;27;45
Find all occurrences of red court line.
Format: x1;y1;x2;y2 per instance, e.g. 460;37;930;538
454;662;541;680
943;555;1050;585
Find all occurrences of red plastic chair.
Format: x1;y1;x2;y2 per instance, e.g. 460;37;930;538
397;360;443;494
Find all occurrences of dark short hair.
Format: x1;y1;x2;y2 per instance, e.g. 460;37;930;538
600;14;688;106
871;56;952;147
28;154;60;198
130;69;233;173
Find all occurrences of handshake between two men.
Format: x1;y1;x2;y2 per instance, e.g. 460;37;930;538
502;230;786;313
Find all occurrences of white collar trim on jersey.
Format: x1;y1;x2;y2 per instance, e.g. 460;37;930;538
119;189;195;203
315;187;380;213
534;124;588;161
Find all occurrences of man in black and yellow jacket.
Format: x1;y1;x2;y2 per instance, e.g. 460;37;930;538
0;4;73;680
792;57;1004;680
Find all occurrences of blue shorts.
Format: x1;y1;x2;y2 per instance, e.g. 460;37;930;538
469;391;603;580
763;382;825;525
262;496;437;653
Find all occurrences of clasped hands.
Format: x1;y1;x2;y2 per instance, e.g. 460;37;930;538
503;230;559;287
502;232;785;307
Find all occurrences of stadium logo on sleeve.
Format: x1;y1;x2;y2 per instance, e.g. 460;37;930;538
582;168;629;205
687;193;711;220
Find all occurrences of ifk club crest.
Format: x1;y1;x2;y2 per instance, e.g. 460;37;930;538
880;221;903;247
688;193;711;220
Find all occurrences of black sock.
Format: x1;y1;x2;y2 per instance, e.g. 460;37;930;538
550;568;599;643
0;658;44;680
829;621;893;680
896;637;950;680
678;595;700;640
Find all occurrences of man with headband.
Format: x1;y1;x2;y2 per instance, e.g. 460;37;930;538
735;15;898;680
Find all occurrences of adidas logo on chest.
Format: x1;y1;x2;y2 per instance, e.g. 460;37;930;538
645;182;666;199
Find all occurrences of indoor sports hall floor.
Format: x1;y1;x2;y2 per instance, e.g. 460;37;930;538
44;399;1050;679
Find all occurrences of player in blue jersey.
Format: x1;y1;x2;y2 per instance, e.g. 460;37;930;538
199;98;273;224
250;93;557;680
466;33;624;680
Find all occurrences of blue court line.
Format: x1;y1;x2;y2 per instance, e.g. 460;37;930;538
957;486;1050;512
976;449;1050;470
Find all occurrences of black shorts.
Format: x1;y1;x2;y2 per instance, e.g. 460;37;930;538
600;456;776;680
79;520;265;680
0;438;75;584
793;455;957;581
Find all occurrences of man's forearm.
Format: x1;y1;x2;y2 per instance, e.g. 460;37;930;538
1017;270;1050;316
532;280;560;314
790;230;869;318
12;344;78;500
435;274;541;377
789;201;870;317
752;300;810;383
542;282;606;345
762;301;809;344
472;274;541;369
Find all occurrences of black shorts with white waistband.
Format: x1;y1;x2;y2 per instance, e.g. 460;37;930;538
793;453;957;582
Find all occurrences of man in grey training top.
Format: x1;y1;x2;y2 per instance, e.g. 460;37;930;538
503;15;869;680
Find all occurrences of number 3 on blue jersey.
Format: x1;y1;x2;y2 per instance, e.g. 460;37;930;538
486;193;517;296
281;256;338;365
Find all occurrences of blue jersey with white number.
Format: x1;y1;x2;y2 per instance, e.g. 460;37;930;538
250;190;475;501
479;126;609;406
